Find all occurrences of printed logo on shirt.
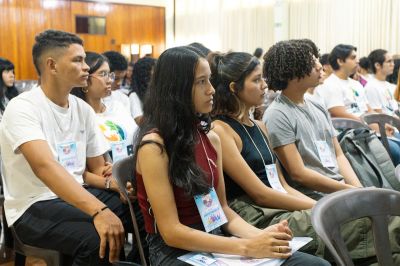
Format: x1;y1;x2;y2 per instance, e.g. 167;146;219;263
98;120;126;141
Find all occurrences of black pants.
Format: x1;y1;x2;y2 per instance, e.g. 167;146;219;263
13;188;131;266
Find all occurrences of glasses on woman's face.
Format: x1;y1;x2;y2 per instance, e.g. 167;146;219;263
90;71;115;82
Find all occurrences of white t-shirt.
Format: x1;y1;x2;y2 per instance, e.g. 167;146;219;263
364;76;398;115
103;89;131;114
315;73;368;116
119;84;131;96
96;101;138;160
0;86;109;225
304;90;325;108
129;92;143;120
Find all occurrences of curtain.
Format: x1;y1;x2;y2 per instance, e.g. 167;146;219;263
287;0;398;56
174;0;400;56
174;0;275;53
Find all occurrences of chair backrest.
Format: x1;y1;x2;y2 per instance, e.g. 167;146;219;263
361;113;400;158
311;187;400;266
112;155;148;266
331;117;368;131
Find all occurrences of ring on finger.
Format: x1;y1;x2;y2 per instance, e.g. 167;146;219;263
278;247;281;253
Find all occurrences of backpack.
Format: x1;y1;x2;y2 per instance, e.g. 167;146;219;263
338;128;400;190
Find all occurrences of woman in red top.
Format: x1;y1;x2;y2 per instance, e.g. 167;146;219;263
134;46;329;265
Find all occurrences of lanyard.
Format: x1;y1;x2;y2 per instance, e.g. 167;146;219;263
197;129;215;188
297;101;328;142
240;119;274;167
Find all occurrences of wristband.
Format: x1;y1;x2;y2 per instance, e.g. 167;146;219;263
92;206;108;219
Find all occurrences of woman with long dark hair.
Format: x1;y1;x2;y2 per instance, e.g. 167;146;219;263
129;57;156;125
134;46;329;265
0;58;19;119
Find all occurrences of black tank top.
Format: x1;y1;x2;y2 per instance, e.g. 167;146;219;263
216;116;275;200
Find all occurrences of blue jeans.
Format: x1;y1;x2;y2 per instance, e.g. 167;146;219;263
388;137;400;166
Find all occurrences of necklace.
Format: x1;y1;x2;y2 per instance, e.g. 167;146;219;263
239;119;274;166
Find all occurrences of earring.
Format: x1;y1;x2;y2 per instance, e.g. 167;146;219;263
82;87;89;93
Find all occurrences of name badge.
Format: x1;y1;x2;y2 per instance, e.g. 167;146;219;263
194;188;227;232
265;164;287;193
315;140;335;167
188;254;217;266
56;141;78;172
111;140;128;162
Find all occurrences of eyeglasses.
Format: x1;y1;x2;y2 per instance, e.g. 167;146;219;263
90;71;115;82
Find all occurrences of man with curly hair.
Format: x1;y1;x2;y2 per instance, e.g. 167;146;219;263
262;40;362;200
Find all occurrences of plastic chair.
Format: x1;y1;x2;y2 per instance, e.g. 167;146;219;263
113;261;141;266
331;117;368;130
311;187;400;266
112;155;148;266
361;113;400;159
11;226;65;266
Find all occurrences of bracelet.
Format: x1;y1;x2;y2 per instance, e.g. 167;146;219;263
105;177;112;190
92;206;108;219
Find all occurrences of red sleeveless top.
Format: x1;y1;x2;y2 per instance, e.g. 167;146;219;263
136;130;219;234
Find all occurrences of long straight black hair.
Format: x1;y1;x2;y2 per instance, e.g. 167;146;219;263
0;58;19;112
134;46;210;196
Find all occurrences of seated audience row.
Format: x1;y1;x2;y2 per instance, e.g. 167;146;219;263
2;28;400;266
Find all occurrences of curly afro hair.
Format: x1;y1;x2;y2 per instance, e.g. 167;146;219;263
263;39;317;91
130;57;156;102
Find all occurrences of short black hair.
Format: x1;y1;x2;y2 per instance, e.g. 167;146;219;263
359;57;370;71
328;44;357;71
253;47;264;59
368;49;387;74
263;39;317;91
319;53;330;65
188;42;211;57
387;58;400;84
102;51;128;72
32;30;83;75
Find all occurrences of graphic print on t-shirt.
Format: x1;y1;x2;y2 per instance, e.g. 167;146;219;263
98;120;127;141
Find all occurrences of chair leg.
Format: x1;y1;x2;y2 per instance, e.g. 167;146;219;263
14;253;26;266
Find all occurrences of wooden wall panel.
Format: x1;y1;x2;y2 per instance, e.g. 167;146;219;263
0;0;22;80
17;0;72;80
0;0;165;80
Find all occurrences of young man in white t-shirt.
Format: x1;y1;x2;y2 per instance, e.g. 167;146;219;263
0;30;126;265
315;45;400;166
365;49;397;114
316;44;370;118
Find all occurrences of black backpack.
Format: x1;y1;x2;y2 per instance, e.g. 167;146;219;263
338;128;400;190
